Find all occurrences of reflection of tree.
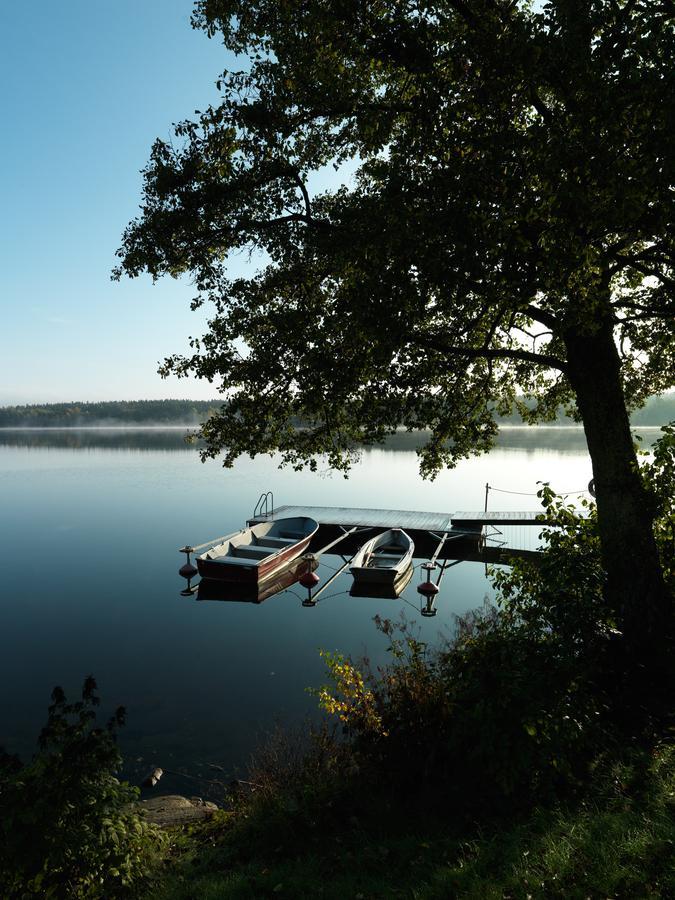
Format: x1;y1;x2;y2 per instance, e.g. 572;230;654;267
0;430;197;452
0;427;661;455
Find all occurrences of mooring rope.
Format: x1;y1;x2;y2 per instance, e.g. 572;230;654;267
489;485;589;497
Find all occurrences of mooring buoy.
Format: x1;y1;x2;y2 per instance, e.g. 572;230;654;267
299;570;320;589
178;545;197;579
179;561;198;579
417;579;439;598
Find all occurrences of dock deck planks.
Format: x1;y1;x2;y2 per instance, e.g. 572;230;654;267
249;504;457;533
250;505;547;531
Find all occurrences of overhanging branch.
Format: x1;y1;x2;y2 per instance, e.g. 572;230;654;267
409;336;568;374
608;252;675;290
523;304;560;329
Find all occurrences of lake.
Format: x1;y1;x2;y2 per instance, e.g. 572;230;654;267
0;426;661;795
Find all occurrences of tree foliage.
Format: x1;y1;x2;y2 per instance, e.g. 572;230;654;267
116;0;673;471
116;0;674;649
0;678;164;898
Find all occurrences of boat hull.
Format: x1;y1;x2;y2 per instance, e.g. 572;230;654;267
349;564;404;584
197;537;313;584
349;528;414;586
196;516;319;584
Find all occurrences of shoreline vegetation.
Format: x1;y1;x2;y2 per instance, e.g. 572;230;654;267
1;393;674;429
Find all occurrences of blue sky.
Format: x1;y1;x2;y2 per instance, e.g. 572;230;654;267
0;1;241;404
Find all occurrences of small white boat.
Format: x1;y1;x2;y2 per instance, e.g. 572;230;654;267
350;528;415;585
197;516;319;584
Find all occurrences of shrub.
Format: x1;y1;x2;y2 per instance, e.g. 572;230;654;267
317;605;609;816
314;483;648;813
315;425;675;815
0;677;165;898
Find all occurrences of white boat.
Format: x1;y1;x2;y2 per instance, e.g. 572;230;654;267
349;528;415;584
196;516;319;584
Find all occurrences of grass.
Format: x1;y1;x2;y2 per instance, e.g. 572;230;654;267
147;744;675;899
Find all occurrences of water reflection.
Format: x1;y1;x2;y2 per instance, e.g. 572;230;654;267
196;555;318;604
0;425;664;454
0;424;635;781
350;562;414;599
0;427;197;452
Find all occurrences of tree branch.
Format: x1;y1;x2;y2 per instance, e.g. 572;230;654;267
289;169;312;219
245;213;335;231
409;336;568;374
609;254;675;290
523;304;560;329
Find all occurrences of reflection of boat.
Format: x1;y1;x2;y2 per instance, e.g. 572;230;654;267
196;517;319;583
197;554;317;603
350;561;414;598
349;528;414;584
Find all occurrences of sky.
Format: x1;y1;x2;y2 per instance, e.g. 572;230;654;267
0;1;243;405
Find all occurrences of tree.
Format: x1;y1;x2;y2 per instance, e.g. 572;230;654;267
116;0;674;659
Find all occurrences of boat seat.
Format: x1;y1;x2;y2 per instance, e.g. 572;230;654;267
371;552;403;559
278;531;306;539
255;536;297;547
204;555;257;567
233;546;275;559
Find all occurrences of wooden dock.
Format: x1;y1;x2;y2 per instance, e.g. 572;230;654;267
250;504;457;532
249;504;546;560
251;504;546;530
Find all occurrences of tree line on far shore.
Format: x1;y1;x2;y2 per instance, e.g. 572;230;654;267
0;400;222;427
1;394;673;428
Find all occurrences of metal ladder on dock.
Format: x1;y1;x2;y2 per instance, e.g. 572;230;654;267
252;491;274;519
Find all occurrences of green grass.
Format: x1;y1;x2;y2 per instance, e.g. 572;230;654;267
147;745;675;899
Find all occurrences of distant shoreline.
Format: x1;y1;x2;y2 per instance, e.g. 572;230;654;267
0;425;199;431
0;424;665;432
2;395;672;429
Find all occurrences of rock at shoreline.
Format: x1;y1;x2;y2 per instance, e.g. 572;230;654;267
137;794;218;827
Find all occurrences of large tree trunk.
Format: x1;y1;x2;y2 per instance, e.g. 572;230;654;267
563;319;671;665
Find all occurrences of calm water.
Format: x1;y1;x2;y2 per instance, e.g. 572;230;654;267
0;427;659;791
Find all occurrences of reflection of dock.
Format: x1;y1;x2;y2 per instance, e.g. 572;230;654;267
451;511;543;527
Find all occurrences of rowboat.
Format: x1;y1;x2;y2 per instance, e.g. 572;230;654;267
349;528;415;585
196;517;319;584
